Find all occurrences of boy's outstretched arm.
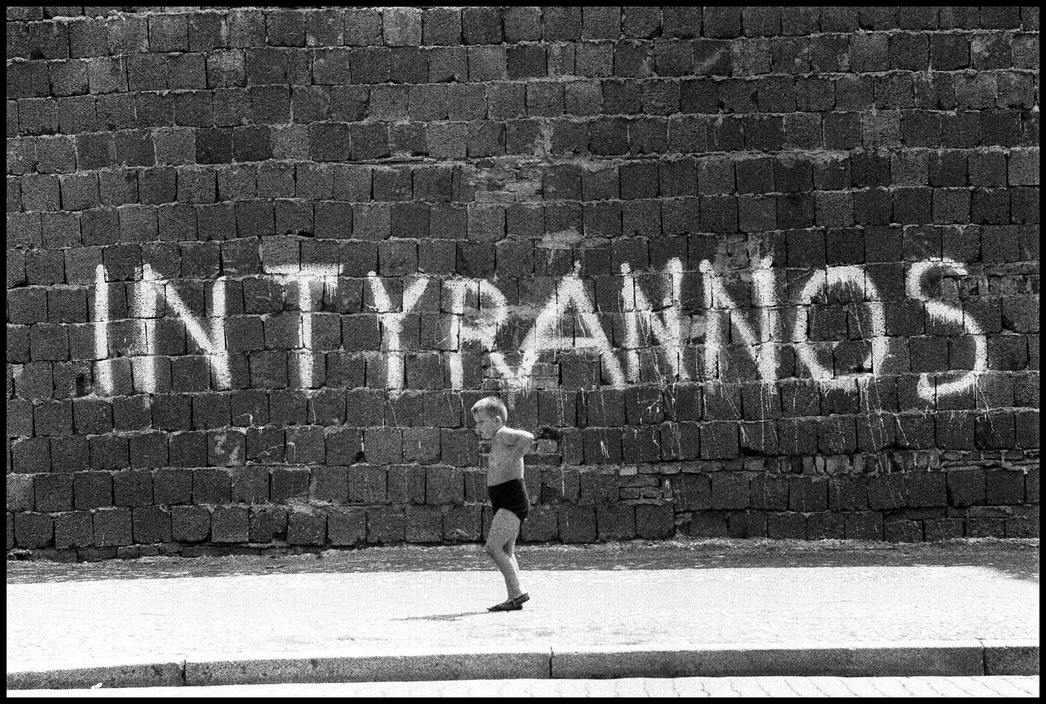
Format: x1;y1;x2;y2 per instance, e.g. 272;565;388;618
497;427;535;450
515;428;536;445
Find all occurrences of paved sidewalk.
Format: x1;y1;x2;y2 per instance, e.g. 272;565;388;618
6;676;1042;698
6;539;1039;689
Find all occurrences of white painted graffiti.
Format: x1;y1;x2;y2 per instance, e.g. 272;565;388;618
88;256;989;399
906;259;987;401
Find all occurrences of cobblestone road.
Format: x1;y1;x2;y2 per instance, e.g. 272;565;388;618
6;676;1040;697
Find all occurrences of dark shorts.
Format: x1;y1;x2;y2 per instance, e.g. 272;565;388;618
488;479;530;523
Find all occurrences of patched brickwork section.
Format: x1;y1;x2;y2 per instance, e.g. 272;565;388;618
6;6;1040;557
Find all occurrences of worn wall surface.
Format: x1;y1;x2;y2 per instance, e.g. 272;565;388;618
6;6;1040;558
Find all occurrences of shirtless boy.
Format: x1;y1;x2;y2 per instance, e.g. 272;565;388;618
471;396;535;612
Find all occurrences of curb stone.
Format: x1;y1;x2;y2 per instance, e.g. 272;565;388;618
6;662;184;690
550;642;987;679
6;642;1039;689
982;640;1040;676
186;648;552;686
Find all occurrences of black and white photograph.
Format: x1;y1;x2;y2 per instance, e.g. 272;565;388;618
6;5;1039;697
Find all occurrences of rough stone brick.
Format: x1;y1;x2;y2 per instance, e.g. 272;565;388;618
588;503;632;541
635;503;674;539
681;509;727;538
387;464;426;504
725;509;765;538
54;510;94;548
866;472;907;510
966;517;1006;538
21;173;62;212
213;467;262;507
344;465;385;504
702;6;740;37
249;504;286;543
883;519;923;543
285;426;325;465
1004;516;1038;538
34;473;73;512
327;506;366;546
737;113;780;151
424;465;464;505
211;505;249;543
458;6;500;45
112;469;153;508
305;465;345;504
558;504;597;543
43;59;88;98
8;60;51;99
440;427;478;467
613;41;651;79
7;472;35;512
825;473;867;511
286;505;326;545
366;506;405;544
576;469;616;505
748;474;787;511
802;512;843;539
947;468;986;507
709;472;749;509
788;476;828;512
404;504;441;543
49;434;90;473
975;410;1016;449
1011;188;1039;225
29;325;70;362
985;469;1025;505
15;512;54;549
1014;409;1039;449
93;507;131;547
842;511;882;540
893;414;937;450
966;188;1008;228
383;7;421;46
435;499;481;538
765;511;805;539
906;472;947;508
619;160;660;200
89;433;130;472
699;422;738;460
131;505;171;544
152;468;192;506
267;467;307;503
422;7;461;45
922;518;963;541
193;467;233;505
364;422;403;466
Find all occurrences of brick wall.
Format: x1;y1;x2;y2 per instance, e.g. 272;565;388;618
6;6;1039;559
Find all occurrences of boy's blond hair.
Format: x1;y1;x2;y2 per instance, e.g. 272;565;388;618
471;396;508;423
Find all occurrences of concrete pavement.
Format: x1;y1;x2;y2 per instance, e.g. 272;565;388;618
5;538;1039;689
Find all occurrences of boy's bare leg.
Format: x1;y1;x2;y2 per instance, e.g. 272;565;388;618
506;531;520;580
485;509;524;599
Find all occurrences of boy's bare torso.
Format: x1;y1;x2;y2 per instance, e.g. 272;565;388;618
486;428;532;486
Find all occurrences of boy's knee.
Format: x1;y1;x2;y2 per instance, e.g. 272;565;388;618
484;540;501;556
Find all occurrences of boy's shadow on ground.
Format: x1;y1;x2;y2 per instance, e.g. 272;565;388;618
393;611;493;622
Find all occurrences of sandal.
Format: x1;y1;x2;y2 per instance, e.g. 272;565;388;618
488;593;530;612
